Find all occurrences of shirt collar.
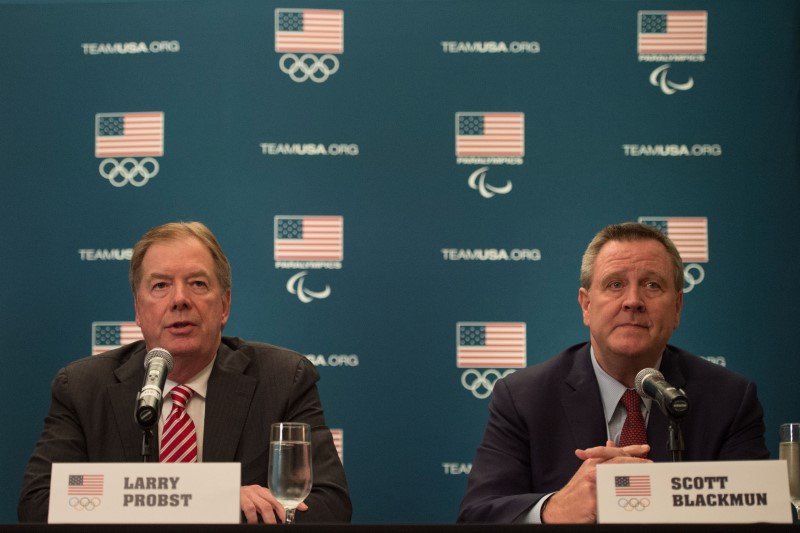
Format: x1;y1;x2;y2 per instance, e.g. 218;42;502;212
589;346;659;423
164;354;215;401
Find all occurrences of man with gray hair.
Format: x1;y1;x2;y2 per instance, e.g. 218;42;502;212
19;221;351;524
458;222;768;524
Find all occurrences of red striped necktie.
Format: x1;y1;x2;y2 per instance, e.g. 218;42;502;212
160;385;198;463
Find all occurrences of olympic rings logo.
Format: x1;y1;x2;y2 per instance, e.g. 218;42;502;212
683;263;705;294
69;497;101;511
279;53;340;83
617;497;650;512
461;369;516;399
99;157;159;187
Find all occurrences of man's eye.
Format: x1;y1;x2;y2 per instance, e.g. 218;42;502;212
152;282;168;290
645;281;662;290
608;281;623;289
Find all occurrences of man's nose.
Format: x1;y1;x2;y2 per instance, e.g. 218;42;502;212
171;283;191;309
622;285;645;312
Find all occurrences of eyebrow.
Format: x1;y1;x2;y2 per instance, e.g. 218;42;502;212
599;269;668;282
146;270;211;280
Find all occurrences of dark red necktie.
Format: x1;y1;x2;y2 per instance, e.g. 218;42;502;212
160;385;198;463
619;389;649;456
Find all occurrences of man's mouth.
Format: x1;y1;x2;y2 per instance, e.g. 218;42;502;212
167;321;194;330
618;323;648;329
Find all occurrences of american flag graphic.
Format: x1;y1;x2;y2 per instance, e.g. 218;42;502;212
639;217;709;263
331;428;344;464
274;216;344;261
68;474;105;496
615;475;651;497
638;11;708;55
92;321;144;355
275;9;344;54
456;112;525;157
95;112;164;158
457;322;526;368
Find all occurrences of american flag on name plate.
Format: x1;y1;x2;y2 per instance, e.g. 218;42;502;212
68;474;105;496
615;475;651;497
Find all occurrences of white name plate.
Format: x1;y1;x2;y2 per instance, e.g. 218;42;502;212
48;462;240;524
597;460;792;524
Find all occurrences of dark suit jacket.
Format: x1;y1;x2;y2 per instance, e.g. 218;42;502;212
18;336;351;523
457;342;769;523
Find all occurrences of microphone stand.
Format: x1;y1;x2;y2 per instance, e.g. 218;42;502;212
635;369;689;462
140;426;157;462
137;407;159;463
666;417;685;462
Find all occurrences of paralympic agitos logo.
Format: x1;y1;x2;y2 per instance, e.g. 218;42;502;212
274;216;343;303
274;8;344;83
637;11;708;95
455;112;524;198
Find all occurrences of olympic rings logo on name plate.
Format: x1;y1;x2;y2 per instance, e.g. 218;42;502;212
683;263;705;294
279;53;340;83
617;497;650;512
99;157;159;187
69;496;102;511
461;369;516;399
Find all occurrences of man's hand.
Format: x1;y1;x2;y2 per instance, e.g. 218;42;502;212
575;440;650;462
541;441;651;524
239;485;308;524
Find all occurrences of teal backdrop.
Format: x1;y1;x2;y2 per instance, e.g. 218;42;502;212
1;0;798;524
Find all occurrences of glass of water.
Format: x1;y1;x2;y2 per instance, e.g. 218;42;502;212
779;423;800;520
268;422;312;524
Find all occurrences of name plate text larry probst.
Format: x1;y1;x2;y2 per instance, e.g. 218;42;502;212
48;462;240;523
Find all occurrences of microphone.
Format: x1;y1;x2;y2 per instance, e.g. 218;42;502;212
135;348;174;429
634;368;689;419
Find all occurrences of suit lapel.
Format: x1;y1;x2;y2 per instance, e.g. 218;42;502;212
559;346;689;461
562;345;609;450
110;345;150;461
203;343;258;461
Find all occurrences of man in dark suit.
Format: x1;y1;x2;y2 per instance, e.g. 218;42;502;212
457;222;768;524
18;221;351;524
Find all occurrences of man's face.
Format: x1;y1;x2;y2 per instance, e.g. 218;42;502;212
134;237;230;364
578;239;682;366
